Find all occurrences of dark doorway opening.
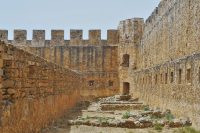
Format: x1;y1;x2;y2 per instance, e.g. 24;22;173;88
121;54;130;67
123;82;130;95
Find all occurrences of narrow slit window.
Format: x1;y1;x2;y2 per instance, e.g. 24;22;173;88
165;73;168;84
170;72;174;83
178;69;182;84
187;68;191;83
149;75;151;85
199;67;200;83
108;80;114;86
143;77;144;85
155;74;158;85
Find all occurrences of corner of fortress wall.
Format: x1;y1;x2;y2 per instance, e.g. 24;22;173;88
0;39;119;133
0;29;121;99
0;29;120;100
117;0;200;129
117;18;144;95
0;40;83;133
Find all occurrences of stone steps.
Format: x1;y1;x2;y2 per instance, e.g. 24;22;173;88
68;95;192;130
100;104;146;111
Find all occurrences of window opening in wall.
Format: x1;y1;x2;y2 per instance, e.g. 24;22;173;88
165;73;168;84
149;75;152;85
143;77;144;85
160;74;163;84
29;65;35;76
170;72;174;83
121;54;130;67
178;69;182;84
146;76;148;85
155;74;158;85
88;80;94;86
123;82;130;95
199;67;200;83
187;68;191;84
109;80;113;87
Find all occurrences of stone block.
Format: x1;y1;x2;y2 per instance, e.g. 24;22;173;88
2;80;14;88
51;30;64;46
107;30;119;44
70;30;83;45
14;30;27;45
0;30;8;42
32;30;45;46
89;30;101;45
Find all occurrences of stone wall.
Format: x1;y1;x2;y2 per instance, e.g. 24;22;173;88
81;72;119;100
137;0;200;69
0;30;120;97
0;41;83;133
134;53;200;128
117;0;200;128
118;18;144;95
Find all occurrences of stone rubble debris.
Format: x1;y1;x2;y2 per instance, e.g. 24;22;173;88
68;95;192;129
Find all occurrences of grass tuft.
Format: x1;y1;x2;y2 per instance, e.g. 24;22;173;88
174;127;200;133
122;111;131;119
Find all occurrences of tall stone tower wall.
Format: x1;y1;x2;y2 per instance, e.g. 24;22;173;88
118;0;200;128
118;18;144;95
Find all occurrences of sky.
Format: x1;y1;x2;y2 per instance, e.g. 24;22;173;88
0;0;160;39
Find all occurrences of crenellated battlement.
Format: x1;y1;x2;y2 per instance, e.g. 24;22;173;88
0;29;119;47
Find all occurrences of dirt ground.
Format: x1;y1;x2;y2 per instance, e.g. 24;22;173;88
43;125;178;133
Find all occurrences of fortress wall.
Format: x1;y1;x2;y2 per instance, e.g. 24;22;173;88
0;41;119;133
130;0;200;128
138;0;200;69
0;29;120;94
29;45;119;93
0;29;119;72
134;53;200;128
28;45;119;81
0;41;83;133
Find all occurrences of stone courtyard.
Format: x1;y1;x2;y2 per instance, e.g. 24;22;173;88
42;96;192;133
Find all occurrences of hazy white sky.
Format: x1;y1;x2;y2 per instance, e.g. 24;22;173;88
0;0;160;39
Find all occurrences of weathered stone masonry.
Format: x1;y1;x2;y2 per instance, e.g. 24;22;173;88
1;0;200;131
0;30;120;133
0;30;120;99
117;0;200;128
0;41;83;133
